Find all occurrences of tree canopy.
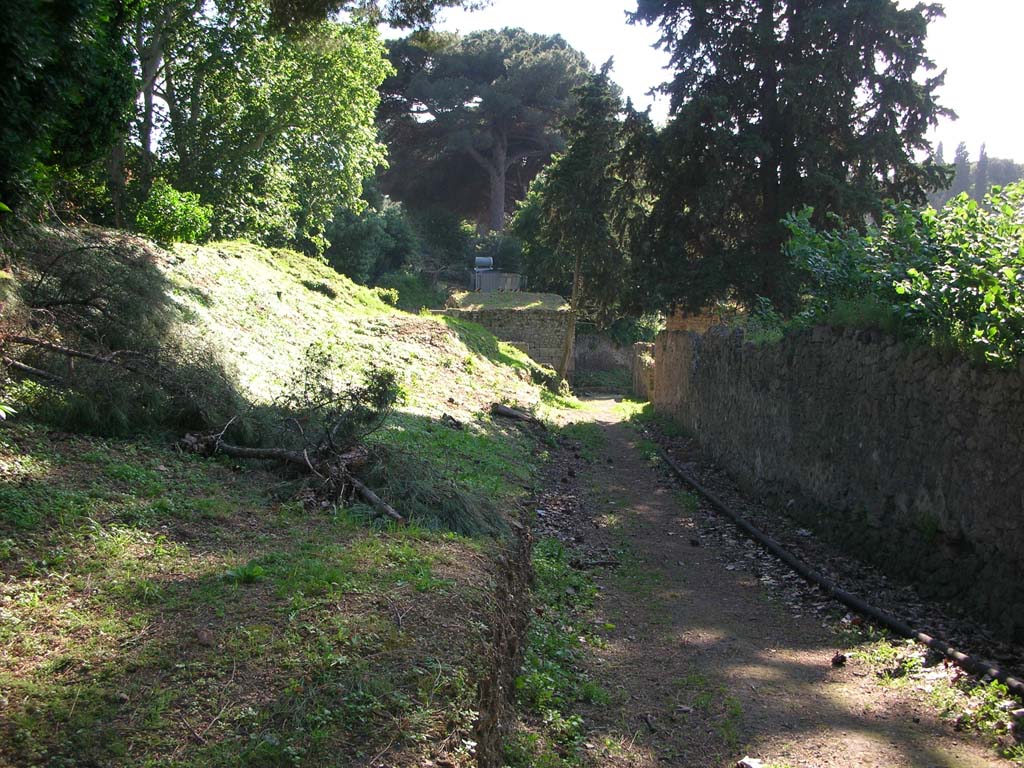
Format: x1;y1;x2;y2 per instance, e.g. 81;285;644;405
378;28;590;232
629;0;952;311
149;3;391;248
928;142;1024;209
0;0;134;207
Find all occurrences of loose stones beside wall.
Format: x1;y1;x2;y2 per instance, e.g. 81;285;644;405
653;326;1024;638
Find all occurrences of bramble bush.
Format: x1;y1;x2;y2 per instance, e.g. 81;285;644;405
135;179;213;245
769;183;1024;367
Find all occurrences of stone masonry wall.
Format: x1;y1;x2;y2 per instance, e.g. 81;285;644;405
574;334;632;372
632;342;655;400
440;308;572;374
653;325;1024;638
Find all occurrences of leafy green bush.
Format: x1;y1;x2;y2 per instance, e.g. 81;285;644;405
135;179;213;245
603;313;664;346
324;199;420;284
776;183;1024;367
372;286;399;306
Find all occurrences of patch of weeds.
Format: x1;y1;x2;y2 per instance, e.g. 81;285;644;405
225;561;268;584
612;543;663;598
540;387;580;410
0;484;91;531
635;438;662;465
849;637;925;685
504;731;572;768
849;630;1023;764
100;461;166;496
344;536;451;593
929;678;1024;761
560;421;605;461
675;490;699;514
675;672;744;750
512;538;607;764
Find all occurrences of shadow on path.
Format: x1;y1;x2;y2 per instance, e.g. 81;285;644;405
557;397;1007;768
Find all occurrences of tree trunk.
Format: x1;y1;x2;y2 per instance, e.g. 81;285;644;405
108;139;127;228
487;136;508;233
556;251;582;382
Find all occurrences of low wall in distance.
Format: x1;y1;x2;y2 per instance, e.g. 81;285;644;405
439;308;571;374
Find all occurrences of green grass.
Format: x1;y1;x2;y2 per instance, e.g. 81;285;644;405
507;538;608;767
0;426;497;766
1;228;585;766
559;421;606;461
674;673;744;750
448;290;568;312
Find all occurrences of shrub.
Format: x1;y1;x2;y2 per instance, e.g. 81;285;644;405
135;179;213;245
373;286;399;306
324;199;420;284
775;182;1024;367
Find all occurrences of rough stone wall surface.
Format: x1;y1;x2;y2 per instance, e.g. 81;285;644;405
666;308;738;333
574;334;631;371
439;308;572;373
653;325;1024;638
632;342;655;400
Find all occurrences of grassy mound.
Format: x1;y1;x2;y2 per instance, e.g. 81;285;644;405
0;226;571;767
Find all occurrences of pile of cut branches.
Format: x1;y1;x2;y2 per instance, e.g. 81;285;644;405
179;347;405;522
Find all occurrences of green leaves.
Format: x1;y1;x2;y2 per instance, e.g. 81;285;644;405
134;179;213;245
628;0;950;311
152;8;390;250
781;182;1024;368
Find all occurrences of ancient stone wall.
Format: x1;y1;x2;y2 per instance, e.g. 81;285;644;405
653;325;1024;637
574;334;631;372
632;342;655;400
439;308;571;373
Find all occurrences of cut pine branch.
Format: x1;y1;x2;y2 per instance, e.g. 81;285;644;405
178;431;402;523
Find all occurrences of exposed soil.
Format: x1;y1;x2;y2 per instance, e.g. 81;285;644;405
536;397;1016;768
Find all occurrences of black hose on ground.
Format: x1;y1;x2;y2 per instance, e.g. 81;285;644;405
654;442;1024;699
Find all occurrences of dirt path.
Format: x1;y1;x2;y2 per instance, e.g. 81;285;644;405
546;397;1010;768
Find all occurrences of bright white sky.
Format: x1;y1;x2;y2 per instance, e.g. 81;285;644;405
433;0;1024;163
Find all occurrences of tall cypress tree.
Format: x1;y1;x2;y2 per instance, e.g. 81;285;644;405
949;141;971;198
630;0;951;310
974;144;990;200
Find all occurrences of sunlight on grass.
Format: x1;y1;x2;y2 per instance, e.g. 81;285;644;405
448;290;568;312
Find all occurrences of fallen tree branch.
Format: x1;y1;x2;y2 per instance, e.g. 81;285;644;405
7;335;152;367
349;476;404;523
179;430;399;521
491;403;544;427
3;356;63;383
